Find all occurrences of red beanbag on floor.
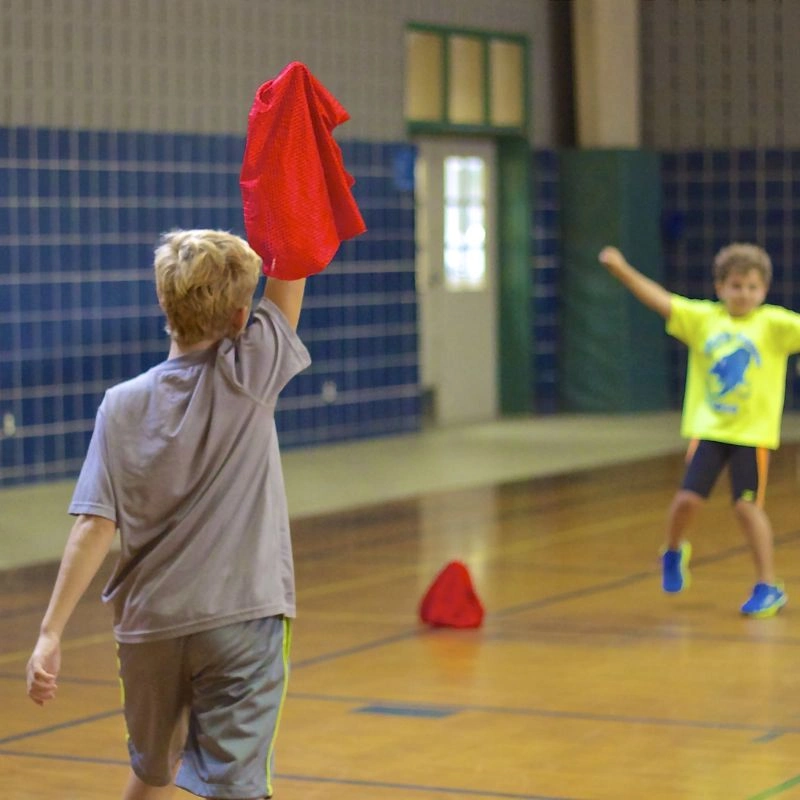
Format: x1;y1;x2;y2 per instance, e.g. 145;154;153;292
419;561;485;629
240;61;367;280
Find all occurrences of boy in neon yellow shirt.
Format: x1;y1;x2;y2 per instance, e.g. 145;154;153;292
599;243;800;617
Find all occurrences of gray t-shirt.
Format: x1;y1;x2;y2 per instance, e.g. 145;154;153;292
70;297;311;643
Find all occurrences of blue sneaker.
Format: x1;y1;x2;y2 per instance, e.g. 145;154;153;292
661;542;692;593
740;583;787;617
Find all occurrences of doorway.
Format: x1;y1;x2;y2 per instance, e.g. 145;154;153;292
414;137;498;426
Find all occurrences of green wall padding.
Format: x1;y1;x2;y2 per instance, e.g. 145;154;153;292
497;137;533;413
558;149;668;412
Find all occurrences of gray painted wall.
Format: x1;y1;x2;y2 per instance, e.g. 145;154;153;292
1;0;562;145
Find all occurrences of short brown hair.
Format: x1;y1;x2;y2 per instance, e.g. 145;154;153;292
154;229;261;346
712;243;772;285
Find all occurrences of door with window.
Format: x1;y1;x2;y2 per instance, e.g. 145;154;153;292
415;137;498;425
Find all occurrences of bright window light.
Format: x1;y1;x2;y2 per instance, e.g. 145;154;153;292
443;156;486;291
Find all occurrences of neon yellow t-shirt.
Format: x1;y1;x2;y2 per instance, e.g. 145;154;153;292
667;295;800;449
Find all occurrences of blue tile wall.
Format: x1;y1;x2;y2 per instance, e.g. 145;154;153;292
0;128;419;487
10;133;799;489
660;149;800;412
531;149;561;414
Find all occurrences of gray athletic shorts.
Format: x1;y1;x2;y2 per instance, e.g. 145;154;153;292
117;615;291;799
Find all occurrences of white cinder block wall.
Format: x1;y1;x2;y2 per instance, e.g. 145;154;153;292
1;0;561;145
641;0;800;148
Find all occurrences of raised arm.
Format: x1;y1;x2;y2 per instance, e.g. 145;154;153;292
598;246;672;320
27;514;116;705
264;276;306;331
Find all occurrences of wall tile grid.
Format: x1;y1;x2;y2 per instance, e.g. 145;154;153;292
1;0;551;144
0;127;419;487
14;136;797;487
641;1;800;151
660;149;800;410
531;149;561;413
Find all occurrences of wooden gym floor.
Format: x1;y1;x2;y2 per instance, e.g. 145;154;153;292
4;413;800;799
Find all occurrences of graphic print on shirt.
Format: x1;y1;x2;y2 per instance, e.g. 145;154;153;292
703;331;761;413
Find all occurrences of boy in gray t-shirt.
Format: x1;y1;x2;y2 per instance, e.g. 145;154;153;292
27;229;310;800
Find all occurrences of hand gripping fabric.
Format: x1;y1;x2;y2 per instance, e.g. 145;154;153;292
240;61;367;279
419;561;485;629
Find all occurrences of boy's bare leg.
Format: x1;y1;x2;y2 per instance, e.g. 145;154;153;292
734;500;776;585
122;771;175;800
665;489;703;550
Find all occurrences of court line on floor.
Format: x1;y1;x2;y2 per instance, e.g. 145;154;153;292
295;552;745;668
293;498;682;603
492;528;800;619
275;772;585;799
0;748;584;800
4;530;794;675
5;531;799;749
0;747;127;767
4;682;793;750
0;631;112;666
0;604;53;621
482;625;800;647
287;690;800;738
0;670;116;685
291;629;429;668
746;773;800;800
491;571;654;618
291;476;656;563
0;709;123;745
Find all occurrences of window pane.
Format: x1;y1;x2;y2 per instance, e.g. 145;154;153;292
406;31;444;121
489;39;525;127
443;156;486;291
448;35;484;125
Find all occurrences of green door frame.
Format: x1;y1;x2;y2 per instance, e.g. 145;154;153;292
404;22;534;415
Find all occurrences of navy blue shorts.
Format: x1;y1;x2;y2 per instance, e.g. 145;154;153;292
681;439;770;506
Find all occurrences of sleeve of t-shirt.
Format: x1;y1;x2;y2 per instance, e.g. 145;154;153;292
68;401;117;521
666;294;712;346
768;305;800;354
218;296;312;402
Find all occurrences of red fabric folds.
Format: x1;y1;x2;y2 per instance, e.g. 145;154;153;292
419;561;485;629
240;61;366;280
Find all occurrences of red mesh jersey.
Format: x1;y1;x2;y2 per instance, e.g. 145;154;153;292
240;61;367;279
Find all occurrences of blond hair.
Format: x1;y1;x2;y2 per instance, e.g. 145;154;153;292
154;229;262;345
712;243;772;286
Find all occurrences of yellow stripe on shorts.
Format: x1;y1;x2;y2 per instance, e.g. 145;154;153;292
265;617;292;797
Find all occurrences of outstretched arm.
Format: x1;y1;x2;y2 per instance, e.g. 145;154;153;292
264;276;306;331
27;514;116;706
598;246;672;320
